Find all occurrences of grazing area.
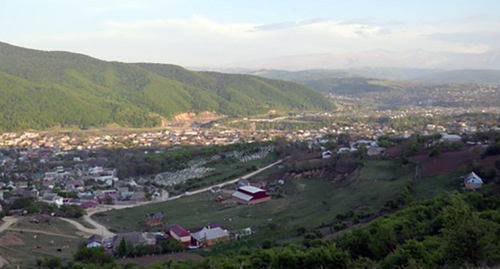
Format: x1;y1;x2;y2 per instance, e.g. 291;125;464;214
413;172;462;200
94;158;414;239
0;217;85;268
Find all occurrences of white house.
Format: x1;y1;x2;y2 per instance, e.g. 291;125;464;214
463;172;483;190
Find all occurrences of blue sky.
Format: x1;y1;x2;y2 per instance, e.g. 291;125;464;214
0;0;498;66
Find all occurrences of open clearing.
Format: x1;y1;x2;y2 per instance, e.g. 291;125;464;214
0;217;85;268
94;159;414;236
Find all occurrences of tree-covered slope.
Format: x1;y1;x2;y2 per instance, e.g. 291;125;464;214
0;42;333;131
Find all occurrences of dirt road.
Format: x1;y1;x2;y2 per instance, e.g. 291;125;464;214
0;217;18;268
60;218;115;238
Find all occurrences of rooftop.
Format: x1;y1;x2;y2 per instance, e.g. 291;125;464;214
170;224;190;237
239;185;265;194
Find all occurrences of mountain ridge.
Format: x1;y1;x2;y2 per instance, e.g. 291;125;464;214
0;42;333;132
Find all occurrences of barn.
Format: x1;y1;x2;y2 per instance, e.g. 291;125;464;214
232;186;270;205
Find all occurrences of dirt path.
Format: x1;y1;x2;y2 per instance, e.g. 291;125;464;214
0;217;19;268
60;217;115;238
0;217;18;234
7;228;79;239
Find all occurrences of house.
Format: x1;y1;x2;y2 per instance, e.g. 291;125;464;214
129;191;146;202
40;193;64;207
232;186;271;205
321;150;332;159
441;133;462;143
191;226;229;247
463;172;484;190
145;212;164;227
112;232;156;252
169;225;191;247
15;181;28;189
86;234;103;248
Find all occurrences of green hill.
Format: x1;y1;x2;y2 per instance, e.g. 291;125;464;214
0;42;333;131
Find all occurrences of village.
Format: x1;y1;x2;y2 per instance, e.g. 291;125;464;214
0;103;498;263
83;183;272;257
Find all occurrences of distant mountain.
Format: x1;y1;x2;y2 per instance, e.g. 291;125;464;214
225;50;500;71
0;42;333;131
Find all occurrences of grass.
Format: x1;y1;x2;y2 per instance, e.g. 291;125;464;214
94;159;413;239
0;217;85;268
413;172;462;200
170;151;280;194
357;159;410;180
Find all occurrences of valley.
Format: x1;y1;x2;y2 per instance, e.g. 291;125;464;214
0;43;499;268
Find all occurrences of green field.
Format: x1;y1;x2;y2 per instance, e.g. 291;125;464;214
0;217;85;268
94;159;414;239
413;172;462;200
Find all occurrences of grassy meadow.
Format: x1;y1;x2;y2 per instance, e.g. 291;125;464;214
94;159;414;238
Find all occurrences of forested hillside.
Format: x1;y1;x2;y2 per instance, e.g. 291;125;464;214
0;42;333;131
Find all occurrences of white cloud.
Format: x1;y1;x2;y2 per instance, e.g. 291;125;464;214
20;15;500;66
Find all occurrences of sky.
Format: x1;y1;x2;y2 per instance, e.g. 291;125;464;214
0;0;499;67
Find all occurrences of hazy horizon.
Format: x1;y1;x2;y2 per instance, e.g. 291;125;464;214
1;0;499;69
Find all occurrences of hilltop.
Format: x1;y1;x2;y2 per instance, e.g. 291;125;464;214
0;42;333;132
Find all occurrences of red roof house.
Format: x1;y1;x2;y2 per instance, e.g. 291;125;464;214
232;186;270;205
169;225;191;246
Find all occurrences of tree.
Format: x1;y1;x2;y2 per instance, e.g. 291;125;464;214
60;204;85;218
432;132;443;141
429;147;440;157
73;247;115;266
117;238;129;258
41;256;62;269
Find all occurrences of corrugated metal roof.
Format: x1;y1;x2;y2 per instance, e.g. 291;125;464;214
192;227;229;241
239;185;264;194
232;191;253;201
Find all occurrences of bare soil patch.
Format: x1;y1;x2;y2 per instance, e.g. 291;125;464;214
477;154;500;168
410;147;478;177
0;232;25;246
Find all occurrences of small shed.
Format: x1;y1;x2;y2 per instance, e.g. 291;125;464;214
463;172;483;190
